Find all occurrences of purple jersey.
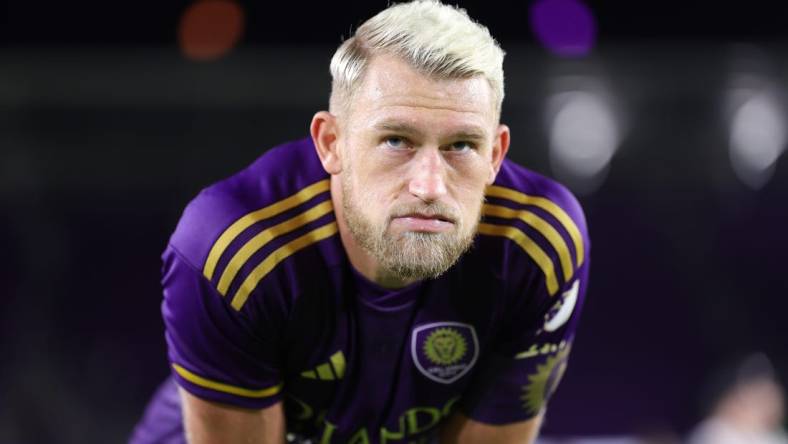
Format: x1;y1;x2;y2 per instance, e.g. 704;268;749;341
131;138;590;443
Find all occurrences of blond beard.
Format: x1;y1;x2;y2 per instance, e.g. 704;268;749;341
340;173;483;285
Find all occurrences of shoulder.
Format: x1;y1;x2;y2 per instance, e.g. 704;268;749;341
476;158;590;297
167;137;340;311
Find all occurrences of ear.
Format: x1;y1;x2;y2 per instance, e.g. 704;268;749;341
487;124;510;185
310;111;343;175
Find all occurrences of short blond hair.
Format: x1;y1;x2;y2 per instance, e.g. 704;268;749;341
329;0;505;117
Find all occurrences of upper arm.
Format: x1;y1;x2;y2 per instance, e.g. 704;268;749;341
162;243;285;409
458;263;588;424
440;410;544;444
461;180;590;425
180;388;285;444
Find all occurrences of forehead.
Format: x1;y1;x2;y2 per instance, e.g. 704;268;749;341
348;54;497;130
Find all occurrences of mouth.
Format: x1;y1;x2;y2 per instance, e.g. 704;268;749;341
401;213;454;223
390;212;456;233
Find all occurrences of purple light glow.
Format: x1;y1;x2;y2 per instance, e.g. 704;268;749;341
530;0;597;57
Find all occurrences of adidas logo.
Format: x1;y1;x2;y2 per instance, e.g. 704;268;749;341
300;350;346;381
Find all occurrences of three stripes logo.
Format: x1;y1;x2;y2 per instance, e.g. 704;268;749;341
300;350;346;381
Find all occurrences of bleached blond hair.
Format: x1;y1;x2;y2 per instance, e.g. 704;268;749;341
329;0;506;118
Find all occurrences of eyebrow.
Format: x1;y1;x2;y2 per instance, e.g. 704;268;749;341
372;121;488;142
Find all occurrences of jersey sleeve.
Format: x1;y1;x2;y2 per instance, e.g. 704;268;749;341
162;244;284;409
460;179;590;424
160;182;295;410
159;140;336;410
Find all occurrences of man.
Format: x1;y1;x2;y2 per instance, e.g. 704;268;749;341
132;1;590;443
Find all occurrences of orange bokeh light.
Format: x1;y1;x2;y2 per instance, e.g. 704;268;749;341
178;0;245;61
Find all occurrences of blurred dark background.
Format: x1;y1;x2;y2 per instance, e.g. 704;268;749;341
1;0;787;442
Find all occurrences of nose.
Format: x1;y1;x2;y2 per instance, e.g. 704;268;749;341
408;147;448;202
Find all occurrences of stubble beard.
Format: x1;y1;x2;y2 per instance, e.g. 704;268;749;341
341;174;483;285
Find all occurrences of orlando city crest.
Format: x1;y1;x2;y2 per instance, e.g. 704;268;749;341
411;322;479;384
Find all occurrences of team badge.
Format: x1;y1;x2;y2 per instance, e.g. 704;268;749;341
411;322;479;384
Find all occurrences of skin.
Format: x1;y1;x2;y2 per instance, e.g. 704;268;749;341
714;379;785;432
313;54;509;288
180;54;544;443
179;388;285;444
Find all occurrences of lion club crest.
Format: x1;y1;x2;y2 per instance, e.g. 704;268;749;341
411;322;479;384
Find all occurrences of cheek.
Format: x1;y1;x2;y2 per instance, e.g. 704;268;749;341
448;158;489;218
358;151;407;195
450;156;492;193
346;164;393;221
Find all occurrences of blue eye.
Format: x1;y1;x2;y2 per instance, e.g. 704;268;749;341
385;137;406;149
449;141;473;152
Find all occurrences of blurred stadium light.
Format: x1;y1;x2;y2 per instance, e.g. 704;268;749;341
530;0;596;57
547;78;621;195
725;47;787;190
727;86;786;189
178;0;245;61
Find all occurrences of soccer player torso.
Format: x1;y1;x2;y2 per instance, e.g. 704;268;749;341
144;137;590;444
280;238;506;443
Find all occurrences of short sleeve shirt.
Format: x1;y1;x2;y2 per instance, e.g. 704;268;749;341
139;137;590;444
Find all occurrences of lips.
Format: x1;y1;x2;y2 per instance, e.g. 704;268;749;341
405;213;452;222
390;213;455;233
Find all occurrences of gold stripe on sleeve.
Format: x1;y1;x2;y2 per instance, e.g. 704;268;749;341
486;185;584;266
172;363;282;399
230;221;339;311
477;222;559;296
216;200;334;296
203;179;330;281
482;203;574;282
